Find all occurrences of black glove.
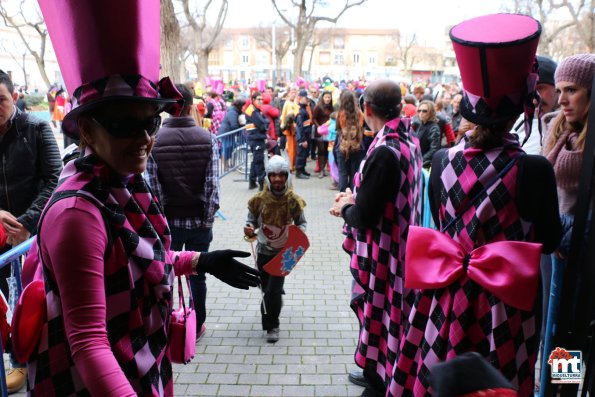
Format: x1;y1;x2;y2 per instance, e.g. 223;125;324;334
197;250;260;290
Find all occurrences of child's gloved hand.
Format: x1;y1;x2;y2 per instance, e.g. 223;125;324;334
197;250;260;290
244;224;255;238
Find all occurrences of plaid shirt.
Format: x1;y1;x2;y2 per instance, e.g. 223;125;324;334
145;134;220;229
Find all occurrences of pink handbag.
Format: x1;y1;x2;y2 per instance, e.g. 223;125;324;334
169;276;196;364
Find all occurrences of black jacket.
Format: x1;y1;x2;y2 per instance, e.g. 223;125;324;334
414;121;441;168
0;108;62;233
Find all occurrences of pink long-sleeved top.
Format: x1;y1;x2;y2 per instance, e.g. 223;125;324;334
39;196;195;396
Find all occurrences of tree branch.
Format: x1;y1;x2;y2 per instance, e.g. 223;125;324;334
313;0;368;23
203;0;228;51
271;0;296;28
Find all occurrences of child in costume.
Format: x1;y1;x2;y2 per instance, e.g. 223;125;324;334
244;155;307;343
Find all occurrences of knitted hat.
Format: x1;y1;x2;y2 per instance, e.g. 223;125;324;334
536;55;557;86
298;89;308;98
554;53;595;89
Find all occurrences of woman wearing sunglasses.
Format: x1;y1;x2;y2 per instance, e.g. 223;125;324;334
28;1;260;395
413;100;441;169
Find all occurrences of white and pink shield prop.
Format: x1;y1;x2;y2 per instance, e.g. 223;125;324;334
263;225;309;277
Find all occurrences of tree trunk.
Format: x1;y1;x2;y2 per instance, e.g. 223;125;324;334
293;40;308;78
160;0;180;82
196;49;210;82
35;57;51;89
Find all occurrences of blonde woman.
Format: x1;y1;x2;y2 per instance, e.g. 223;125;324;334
413;100;441;168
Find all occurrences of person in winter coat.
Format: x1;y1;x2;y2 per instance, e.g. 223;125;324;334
414;100;441;168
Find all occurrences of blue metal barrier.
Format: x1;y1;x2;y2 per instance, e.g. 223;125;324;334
215;127;248;179
0;237;34;397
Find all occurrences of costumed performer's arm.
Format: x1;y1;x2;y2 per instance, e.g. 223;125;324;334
40;198;136;396
340;146;400;229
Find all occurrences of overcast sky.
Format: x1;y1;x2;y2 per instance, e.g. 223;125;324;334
224;0;510;46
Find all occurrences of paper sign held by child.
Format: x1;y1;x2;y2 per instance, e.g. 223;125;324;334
263;225;309;277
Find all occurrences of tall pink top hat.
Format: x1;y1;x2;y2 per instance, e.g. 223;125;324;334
450;14;541;135
38;0;182;139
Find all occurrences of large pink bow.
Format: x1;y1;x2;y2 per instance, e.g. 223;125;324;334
405;226;542;312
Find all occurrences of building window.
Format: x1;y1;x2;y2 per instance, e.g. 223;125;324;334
319;51;331;64
224;39;233;49
240;36;250;49
241;53;249;65
353;53;360;64
256;51;268;65
333;36;344;49
224;51;234;66
385;56;397;66
368;54;376;65
320;38;331;50
334;53;344;65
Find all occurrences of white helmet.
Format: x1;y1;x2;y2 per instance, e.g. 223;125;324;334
265;155;290;195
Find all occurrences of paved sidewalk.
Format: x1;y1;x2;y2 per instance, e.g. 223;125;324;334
7;160;364;397
172;164;363;396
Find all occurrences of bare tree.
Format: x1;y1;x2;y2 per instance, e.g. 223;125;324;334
395;31;417;76
181;0;228;81
0;0;51;89
558;0;594;52
160;0;182;82
504;0;593;55
253;24;292;82
306;34;321;77
271;0;368;78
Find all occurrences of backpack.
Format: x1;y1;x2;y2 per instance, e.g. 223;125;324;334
339;124;363;158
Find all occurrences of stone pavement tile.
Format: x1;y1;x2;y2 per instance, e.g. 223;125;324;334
216;354;247;364
186;383;219;396
217;384;249;396
286;364;318;374
282;385;316;396
206;373;239;384
238;373;269;384
226;363;257;374
249;385;284;396
316;385;357;397
269;373;300;385
301;374;332;385
176;372;208;384
256;364;287;374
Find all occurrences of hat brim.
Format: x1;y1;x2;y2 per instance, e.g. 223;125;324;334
62;96;177;140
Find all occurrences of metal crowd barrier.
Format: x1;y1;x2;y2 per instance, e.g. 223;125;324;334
214;127;249;180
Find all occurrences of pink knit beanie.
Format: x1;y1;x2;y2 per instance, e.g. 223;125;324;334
554;53;595;89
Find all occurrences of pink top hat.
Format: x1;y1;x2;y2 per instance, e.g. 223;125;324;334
450;14;541;126
257;79;267;93
39;0;182;139
211;79;224;95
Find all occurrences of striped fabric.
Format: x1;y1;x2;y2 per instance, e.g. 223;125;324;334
390;132;537;397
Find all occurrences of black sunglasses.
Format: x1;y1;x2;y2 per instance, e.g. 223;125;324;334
417;109;428;113
92;115;161;138
358;95;366;112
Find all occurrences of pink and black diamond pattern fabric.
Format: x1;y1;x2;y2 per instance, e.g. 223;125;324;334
29;150;175;396
390;132;537;397
207;97;226;135
343;118;423;391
